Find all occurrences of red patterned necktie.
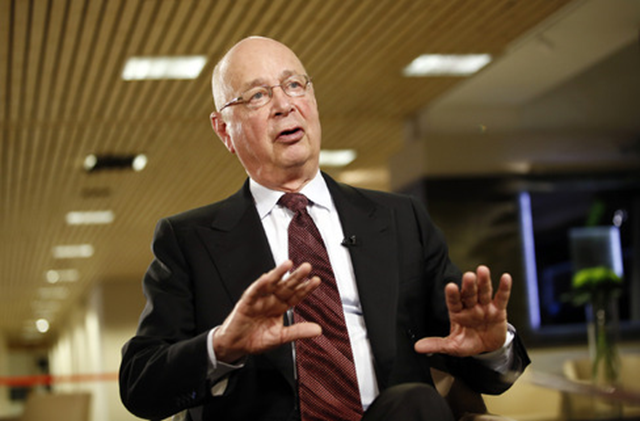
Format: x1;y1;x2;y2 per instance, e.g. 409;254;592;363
278;193;363;421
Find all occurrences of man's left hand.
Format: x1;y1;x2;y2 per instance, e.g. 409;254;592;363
414;265;510;357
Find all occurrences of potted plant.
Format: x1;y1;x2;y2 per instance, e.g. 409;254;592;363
570;266;623;385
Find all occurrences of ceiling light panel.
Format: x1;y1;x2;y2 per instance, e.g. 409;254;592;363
319;149;357;167
66;210;114;225
403;54;492;76
122;56;207;80
45;269;80;283
52;244;94;259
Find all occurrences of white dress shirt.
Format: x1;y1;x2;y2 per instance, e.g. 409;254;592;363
250;172;380;408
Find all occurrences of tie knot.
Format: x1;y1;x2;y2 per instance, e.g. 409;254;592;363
279;193;309;213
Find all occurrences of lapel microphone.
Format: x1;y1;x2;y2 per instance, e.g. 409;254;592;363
341;235;358;247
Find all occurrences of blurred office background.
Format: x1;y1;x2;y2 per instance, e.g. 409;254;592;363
1;0;640;420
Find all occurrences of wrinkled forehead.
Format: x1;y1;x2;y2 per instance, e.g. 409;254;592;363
220;38;307;93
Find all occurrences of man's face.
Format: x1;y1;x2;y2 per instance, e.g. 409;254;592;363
213;38;322;190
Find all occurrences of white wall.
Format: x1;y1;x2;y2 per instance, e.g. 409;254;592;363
49;281;144;421
100;281;146;421
49;287;107;421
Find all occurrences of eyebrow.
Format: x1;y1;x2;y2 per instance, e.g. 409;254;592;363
240;70;298;91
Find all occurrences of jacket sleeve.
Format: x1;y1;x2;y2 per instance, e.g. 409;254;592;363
119;218;212;420
409;196;530;395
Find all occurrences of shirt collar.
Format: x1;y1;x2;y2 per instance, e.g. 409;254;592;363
250;171;333;219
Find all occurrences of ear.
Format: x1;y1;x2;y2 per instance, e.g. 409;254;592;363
210;111;235;154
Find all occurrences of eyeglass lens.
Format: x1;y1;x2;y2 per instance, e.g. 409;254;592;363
242;75;309;109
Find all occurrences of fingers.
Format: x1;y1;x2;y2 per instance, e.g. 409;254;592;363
243;260;321;307
246;260;294;299
435;266;513;358
444;282;462;312
274;263;321;306
247;261;312;300
460;271;479;309
494;272;512;311
446;268;483;312
476;265;493;305
447;266;510;312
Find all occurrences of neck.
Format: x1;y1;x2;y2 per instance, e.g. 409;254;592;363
252;169;318;193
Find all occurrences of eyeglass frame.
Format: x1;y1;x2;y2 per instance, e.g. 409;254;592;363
218;74;313;111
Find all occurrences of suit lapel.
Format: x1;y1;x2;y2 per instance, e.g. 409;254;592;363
194;180;295;389
324;175;399;385
196;181;275;302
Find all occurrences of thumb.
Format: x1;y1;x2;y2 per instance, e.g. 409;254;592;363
414;336;449;354
282;322;322;343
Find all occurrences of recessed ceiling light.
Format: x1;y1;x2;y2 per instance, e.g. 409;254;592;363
66;210;114;225
403;54;492;76
52;244;94;259
46;270;60;283
84;154;97;171
35;318;50;333
132;154;148;171
83;153;148;172
122;56;207;80
319;149;357;167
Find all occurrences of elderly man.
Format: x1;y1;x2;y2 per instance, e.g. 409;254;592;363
120;36;529;421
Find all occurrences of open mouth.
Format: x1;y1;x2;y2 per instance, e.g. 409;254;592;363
277;127;304;141
279;127;302;137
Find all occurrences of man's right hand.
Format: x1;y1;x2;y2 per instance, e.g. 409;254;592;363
213;260;322;363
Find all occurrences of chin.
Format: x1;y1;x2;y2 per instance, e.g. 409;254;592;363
279;149;313;166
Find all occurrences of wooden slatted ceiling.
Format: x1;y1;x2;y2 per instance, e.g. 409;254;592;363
0;0;573;346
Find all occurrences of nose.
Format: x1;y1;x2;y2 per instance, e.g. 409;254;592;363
270;85;293;116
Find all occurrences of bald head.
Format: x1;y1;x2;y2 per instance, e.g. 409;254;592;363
212;36;308;111
208;36;321;192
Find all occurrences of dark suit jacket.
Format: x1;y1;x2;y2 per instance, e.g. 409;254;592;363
119;173;529;421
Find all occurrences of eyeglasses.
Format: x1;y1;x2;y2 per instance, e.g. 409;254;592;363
219;74;312;111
